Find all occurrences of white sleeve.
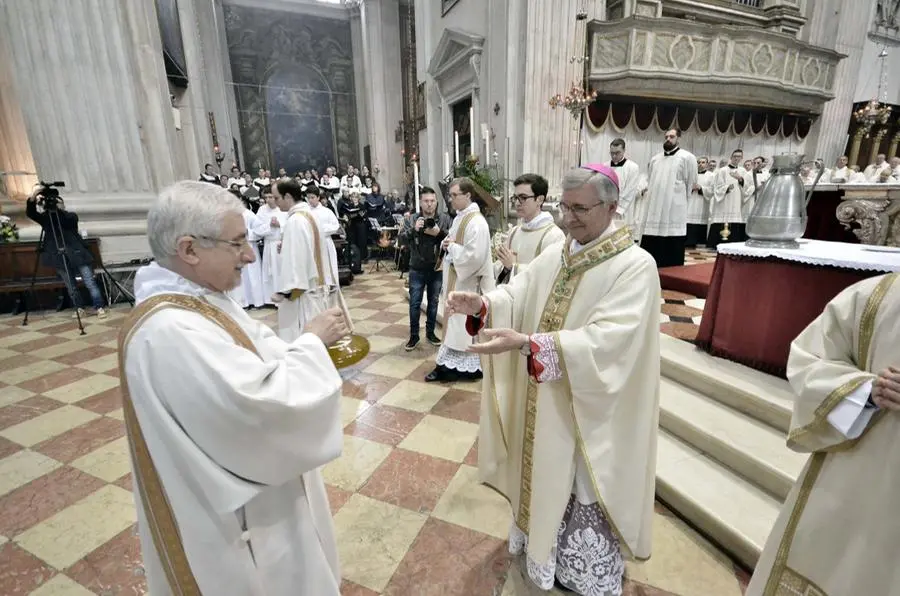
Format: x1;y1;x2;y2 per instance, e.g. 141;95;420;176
826;379;876;439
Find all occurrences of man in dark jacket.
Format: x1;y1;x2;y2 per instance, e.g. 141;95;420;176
400;186;451;350
26;189;106;319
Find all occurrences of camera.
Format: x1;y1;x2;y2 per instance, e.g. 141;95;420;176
424;218;436;229
34;181;66;211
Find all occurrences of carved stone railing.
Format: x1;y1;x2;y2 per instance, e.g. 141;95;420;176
834;185;900;247
588;16;845;114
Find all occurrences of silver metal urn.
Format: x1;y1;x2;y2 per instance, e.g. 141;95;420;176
746;153;824;249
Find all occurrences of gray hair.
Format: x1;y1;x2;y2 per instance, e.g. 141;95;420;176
147;181;244;265
560;167;619;205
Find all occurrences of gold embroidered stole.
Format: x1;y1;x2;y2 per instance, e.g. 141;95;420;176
117;294;261;595
762;272;898;596
515;226;635;534
289;209;326;287
445;211;481;295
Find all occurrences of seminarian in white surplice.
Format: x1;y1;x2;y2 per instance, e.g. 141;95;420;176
605;138;642;232
747;273;900;596
494;173;565;285
121;181;349;595
252;187;287;305
273;179;352;342
448;165;660;595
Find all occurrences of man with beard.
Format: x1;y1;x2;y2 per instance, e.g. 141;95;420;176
686;157;713;248
640;128;698;267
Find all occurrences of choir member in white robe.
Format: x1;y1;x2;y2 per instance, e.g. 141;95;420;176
742;156;771;221
199;163;220;185
227;206;266;308
306;186;342;291
494;173;565;285
606;138;642;231
863;153;891;181
747;273;900;596
448;164;659;595
640;128;698;267
253;169;271;191
825;155;851;184
425;177;495;383
252;188;287;305
707;149;750;248
273;180;351;342
686;157;713;248
123;180;349;595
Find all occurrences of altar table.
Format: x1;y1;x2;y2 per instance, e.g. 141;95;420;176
695;240;899;378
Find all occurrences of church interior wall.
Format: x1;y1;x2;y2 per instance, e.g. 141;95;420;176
853;36;900;105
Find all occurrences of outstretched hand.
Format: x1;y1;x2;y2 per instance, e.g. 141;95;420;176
446;291;483;317
872;366;900;411
468;328;529;355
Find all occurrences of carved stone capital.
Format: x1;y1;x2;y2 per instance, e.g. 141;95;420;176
836;198;900;247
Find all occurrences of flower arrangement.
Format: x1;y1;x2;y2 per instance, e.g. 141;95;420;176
549;83;598;118
453;154;502;197
0;214;19;243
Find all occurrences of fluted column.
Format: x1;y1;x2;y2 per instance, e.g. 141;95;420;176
804;0;874;165
888;133;900;160
867;130;887;166
0;32;37;201
350;8;370;168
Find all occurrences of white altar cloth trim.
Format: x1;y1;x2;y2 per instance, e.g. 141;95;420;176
716;240;900;272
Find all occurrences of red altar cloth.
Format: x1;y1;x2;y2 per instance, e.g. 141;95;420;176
803;189;859;243
695;254;878;378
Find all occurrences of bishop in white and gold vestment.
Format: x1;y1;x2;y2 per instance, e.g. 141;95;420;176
747;273;900;596
454;165;660;595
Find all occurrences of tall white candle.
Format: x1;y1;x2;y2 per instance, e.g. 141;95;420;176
454;131;460;164
443;151;450;177
482;123;490;166
469;107;474;155
413;161;420;213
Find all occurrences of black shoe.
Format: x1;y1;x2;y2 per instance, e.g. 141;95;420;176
405;336;420;351
425;367;443;383
426;332;441;346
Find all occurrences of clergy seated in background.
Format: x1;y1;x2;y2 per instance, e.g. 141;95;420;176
640;128;698;267
448;164;661;595
847;165;868;184
121;181;349;595
747;273;900;596
494;173;565;285
864;153;890;181
425;177;495;383
685;156;713;248
826;155;851;184
605;138;642;233
273;180;352;342
707;149;749;249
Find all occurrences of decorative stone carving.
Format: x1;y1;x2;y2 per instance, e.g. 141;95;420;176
588;16;845;114
427;28;484;99
871;0;900;44
836;187;900;247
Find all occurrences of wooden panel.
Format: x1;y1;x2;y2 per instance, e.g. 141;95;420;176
0;239;102;292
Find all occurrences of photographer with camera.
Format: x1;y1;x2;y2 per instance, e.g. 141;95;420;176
26;184;107;319
400;186;450;351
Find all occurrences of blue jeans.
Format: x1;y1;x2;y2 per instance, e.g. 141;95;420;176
408;268;442;338
57;264;105;310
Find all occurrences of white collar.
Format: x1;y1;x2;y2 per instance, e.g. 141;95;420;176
520;211;553;230
134;262;214;303
288;203;310;215
454;202;480;219
568;221;622;254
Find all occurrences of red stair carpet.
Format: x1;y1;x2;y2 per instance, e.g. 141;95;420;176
658;262;714;298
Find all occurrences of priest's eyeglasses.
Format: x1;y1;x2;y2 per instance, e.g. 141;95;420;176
558;202;601;217
510;194;535;203
192;235;250;251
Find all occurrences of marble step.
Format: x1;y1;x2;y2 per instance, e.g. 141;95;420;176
656;431;782;570
659;377;807;501
659;334;795;433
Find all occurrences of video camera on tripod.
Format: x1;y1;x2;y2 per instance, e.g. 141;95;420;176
33;181;66;211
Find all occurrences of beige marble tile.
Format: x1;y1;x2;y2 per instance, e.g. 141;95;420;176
0;534;7;546
340;396;371;428
344;298;369;308
0;331;47;348
367;286;398;295
71;437;131;482
15;484;136;569
451;379;483;393
105;408;125;420
0;347;19;360
352;319;390;335
28;574;96;595
0;450;62;497
363;355;425;379
3;360;67;385
29;340;91;360
43;374;119;403
386;303;409;314
13;317;67;331
101;339;118;349
379;380;448;413
333;493;428;592
365;335;406;354
399;414;477;462
626;514;743;596
322;435;392;491
0;405;99;447
74;353;119;373
351;308;379;320
0;385;36;408
431;464;510;540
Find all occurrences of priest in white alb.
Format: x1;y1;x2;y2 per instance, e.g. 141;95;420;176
864;153;891;182
425;177;495;383
747;272;900;596
448;164;661;595
121;180;349;595
606;138;642;232
273;180;352;342
227;199;266;308
306;185;343;291
825;155;851;184
707;148;749;248
252;186;287;304
641;128;698;266
685;156;713;248
494;173;565;285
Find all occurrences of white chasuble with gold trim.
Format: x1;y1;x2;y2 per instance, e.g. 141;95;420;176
494;216;566;282
747;273;900;596
478;222;661;568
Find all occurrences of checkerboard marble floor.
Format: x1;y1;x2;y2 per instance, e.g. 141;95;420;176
0;253;749;596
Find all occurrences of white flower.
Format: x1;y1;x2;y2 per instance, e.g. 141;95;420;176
0;215;11;224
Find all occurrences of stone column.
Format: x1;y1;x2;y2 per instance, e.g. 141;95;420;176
867;130;887;166
888;132;900;159
350;7;370;168
0;33;37;201
848;128;866;166
804;0;875;165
